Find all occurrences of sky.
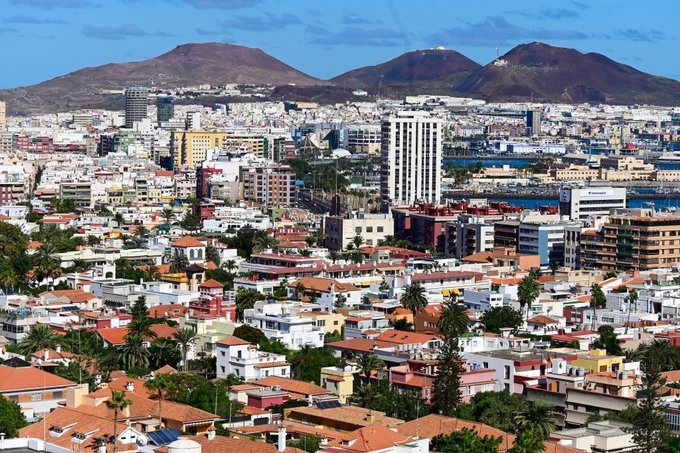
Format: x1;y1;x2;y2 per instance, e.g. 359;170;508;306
0;0;678;89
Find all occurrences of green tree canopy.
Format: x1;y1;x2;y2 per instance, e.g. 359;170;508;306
479;306;524;334
431;428;502;453
0;394;28;437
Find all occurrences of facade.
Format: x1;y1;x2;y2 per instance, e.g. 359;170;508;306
456;218;495;259
240;164;296;207
156;95;174;123
171;131;224;170
243;301;325;350
215;336;290;381
345;124;381;154
380;111;443;208
526;109;541;135
323;212;394;250
558;187;626;221
0;100;5;131
124;86;149;128
518;218;578;267
463;349;548;394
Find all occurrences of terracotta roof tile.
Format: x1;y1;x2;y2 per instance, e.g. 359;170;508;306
172;236;205;248
216;336;251;347
0;365;76;392
199;279;224;289
252;376;328;397
326;425;413;452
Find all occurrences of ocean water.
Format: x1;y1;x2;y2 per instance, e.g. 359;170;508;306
487;197;680;210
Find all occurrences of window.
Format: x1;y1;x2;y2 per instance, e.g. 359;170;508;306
366;227;373;233
482;362;488;369
504;383;510;392
236;350;241;358
355;227;362;234
504;365;510;379
220;366;225;372
377;226;384;233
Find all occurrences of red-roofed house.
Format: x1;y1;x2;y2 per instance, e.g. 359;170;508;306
171;236;206;264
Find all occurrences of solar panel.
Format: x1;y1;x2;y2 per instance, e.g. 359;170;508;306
148;429;180;446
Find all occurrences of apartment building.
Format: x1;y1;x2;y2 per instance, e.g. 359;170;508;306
323;212;394;250
243;301;325;350
380;111;443;208
240;164;296;207
215;336;290;381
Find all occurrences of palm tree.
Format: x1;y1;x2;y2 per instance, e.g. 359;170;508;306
145;374;171;428
625;289;638;334
174;327;196;372
205;245;221;266
438;299;470;338
161;208;174;225
352;235;364;249
252;232;279;254
400;282;428;319
0;265;17;296
19;323;59;355
517;275;540;320
144;265;161;281
169;251;189;273
119;333;149;369
113;212;125;227
148;339;178;369
514;401;557;440
590;283;606;331
105;390;132;453
329;250;340;264
127;317;155;339
235;288;261;321
223;259;238;274
356;353;384;386
97;350;120;383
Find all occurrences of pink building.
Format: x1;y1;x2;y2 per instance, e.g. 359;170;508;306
389;361;497;404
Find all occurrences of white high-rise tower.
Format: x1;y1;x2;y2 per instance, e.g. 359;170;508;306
380;111;443;210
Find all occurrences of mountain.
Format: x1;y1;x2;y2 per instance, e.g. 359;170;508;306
0;43;321;115
453;42;680;105
332;48;481;93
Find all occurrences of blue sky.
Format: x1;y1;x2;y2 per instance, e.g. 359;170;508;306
0;0;678;89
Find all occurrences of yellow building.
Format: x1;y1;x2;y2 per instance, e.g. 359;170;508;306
171;131;267;170
320;365;358;403
298;311;345;336
571;349;624;373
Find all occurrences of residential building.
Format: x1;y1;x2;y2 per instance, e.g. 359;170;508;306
463;349;549;394
380;111;443;209
494;219;521;248
171;131;224;170
124;86;148;128
0;365;80;420
323;212;394;250
284;405;403;433
320;365;357;403
289;277;362;313
553;420;636;453
518;214;578;267
0;101;5;131
456;217;495;259
558;187;626;221
240;163;296;207
215;336;290;381
320;425;428;453
243;300;325;350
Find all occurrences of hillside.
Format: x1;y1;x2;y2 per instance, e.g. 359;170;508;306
332;48;481;91
453;42;680;105
0;43;321;115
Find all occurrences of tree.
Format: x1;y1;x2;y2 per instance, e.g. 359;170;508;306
630;346;670;452
514;401;557;440
518;275;540;320
626;289;639;334
400;283;428;318
479;306;524;334
179;212;201;232
119;333;149;369
438;299;470;338
105;390;132;453
393;318;414;331
161;208;175;225
252;232;279;254
0;394;28;437
205;245;221;267
223;259;238;274
456;391;525;433
432;295;470;417
235;287;262;321
329;250;340;264
232;325;267;345
148;339;180;369
355;353;384;386
334;292;347;310
130;295;149;320
509;426;545;453
590;283;606;331
169;251;190;273
145;374;171;428
593;325;623;356
288;345;340;384
287;435;321;453
352;235;364;249
19;323;59;355
174;327;197;372
0;262;17;296
431;428;502;453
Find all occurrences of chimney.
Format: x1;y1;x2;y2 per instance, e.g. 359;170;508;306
55;344;61;354
125;382;134;393
44;350;49;361
277;425;286;453
207;427;216;441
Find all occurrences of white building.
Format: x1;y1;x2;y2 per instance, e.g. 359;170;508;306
323;212;394;250
462;289;504;312
464;349;546;394
243;301;325;350
380;111;443;208
215;336;290;381
558;187;627;221
518;214;579;267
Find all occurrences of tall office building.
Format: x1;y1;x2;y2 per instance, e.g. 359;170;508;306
526;109;541;136
156;95;174;123
0;101;6;131
124;86;149;128
380;111;443;210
